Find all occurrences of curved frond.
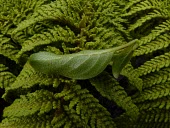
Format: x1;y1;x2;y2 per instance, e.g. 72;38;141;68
3;89;56;117
90;71;139;119
54;84;117;128
135;52;170;76
0;36;19;61
3;62;60;101
0;64;16;89
0;115;53;128
121;63;143;91
133;82;170;103
142;67;170;89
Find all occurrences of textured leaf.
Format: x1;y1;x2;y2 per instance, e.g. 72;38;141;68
29;40;138;79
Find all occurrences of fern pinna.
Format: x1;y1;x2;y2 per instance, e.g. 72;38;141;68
115;0;170;128
0;0;170;128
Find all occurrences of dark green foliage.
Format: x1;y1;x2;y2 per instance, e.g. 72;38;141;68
1;0;170;127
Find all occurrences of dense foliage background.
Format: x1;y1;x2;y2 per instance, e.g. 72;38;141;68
0;0;170;127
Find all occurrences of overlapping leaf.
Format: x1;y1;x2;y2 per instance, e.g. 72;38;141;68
29;40;138;79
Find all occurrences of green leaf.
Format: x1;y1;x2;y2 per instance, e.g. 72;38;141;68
29;40;138;79
112;40;138;78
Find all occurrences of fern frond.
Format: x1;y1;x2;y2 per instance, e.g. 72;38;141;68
114;113;136;128
3;62;59;101
136;19;170;45
121;63;143;91
133;19;170;57
123;0;142;12
90;71;139;119
121;0;170;51
133;82;170;103
142;67;170;89
3;89;56;117
134;33;170;56
122;0;160;18
16;25;76;59
128;11;169;32
0;114;53;128
135;52;170;76
0;35;19;61
88;26;127;50
136;109;170;127
11;0;80;38
116;108;170;128
121;0;170;57
0;0;49;35
54;84;117;127
0;64;16;89
137;96;170;111
0;64;8;72
114;105;170;128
